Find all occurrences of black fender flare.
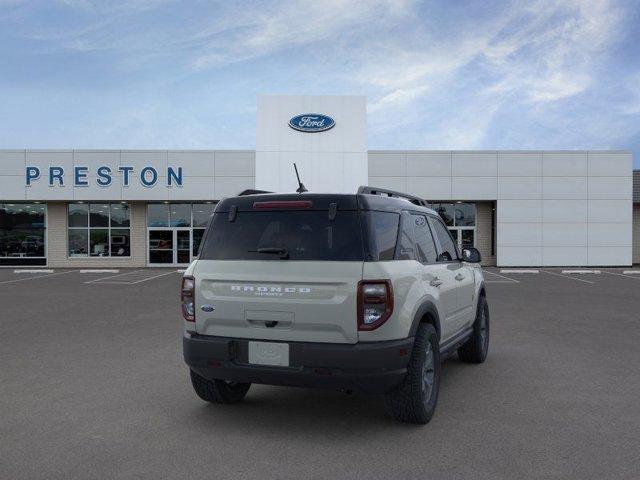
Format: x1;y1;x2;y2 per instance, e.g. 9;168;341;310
409;301;441;339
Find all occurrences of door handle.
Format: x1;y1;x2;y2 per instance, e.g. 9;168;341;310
430;277;443;287
455;273;465;281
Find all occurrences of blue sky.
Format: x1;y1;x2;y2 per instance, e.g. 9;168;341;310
1;0;639;167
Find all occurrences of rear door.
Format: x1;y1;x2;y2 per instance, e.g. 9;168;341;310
193;205;364;344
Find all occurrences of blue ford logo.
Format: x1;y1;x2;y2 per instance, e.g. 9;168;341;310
289;114;335;133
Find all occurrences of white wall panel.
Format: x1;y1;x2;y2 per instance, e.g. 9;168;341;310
0;151;25;176
497;223;542;247
121;178;169;201
368;176;407;192
452;152;497;177
73;177;122;201
169;177;216;200
26;180;74;200
0;176;26;199
368;152;406;177
120;151;167;171
214;177;254;198
588;199;632;223
451;177;497;199
498;177;542;199
587;223;631;247
587;176;632;200
543;246;588;266
588;152;631;176
542;152;587;176
497;152;542;176
542;223;587;246
542;200;587;223
407;152;451;176
74;151;122;175
498;246;542;266
497;200;542;223
215;151;254;177
168;151;214;177
588;246;631;266
543;177;587;199
406;177;451;200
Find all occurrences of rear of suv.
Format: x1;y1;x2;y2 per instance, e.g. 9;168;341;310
182;187;489;424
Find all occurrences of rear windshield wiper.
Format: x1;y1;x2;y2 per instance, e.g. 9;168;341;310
249;247;290;259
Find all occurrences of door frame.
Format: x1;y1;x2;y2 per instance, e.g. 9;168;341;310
147;227;193;267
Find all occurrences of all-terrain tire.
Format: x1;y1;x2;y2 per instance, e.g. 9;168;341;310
386;323;440;424
458;295;490;364
190;370;251;404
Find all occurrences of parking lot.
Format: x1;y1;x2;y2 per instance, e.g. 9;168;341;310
1;266;640;479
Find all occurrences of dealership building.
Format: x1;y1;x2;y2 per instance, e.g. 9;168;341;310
0;95;638;268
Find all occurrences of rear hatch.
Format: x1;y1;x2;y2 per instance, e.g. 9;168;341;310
193;195;364;344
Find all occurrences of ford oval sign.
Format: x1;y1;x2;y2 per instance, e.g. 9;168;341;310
288;114;335;133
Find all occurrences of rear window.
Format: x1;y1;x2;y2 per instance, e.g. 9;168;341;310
199;211;364;261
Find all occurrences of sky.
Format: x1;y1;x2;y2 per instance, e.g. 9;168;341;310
1;0;639;167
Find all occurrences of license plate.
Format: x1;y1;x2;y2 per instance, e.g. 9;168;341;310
248;341;289;367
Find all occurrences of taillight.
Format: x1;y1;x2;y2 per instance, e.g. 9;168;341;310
357;280;393;331
181;276;195;322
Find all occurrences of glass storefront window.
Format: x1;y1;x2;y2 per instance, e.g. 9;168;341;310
192;203;216;227
110;203;130;227
89;204;110;227
147;204;169;227
170;204;191;227
0;203;47;264
454;203;476;226
432;203;454;226
68;203;130;258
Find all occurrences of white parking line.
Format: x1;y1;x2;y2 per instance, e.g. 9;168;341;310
129;270;180;284
623;270;640;275
0;270;77;285
542;270;594;284
14;269;54;273
84;269;145;284
485;280;518;284
79;269;120;274
561;269;601;275
603;271;640;281
483;270;519;283
500;269;539;274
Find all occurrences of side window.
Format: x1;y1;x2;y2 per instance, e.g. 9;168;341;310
429;217;459;262
412;214;438;263
367;211;400;261
396;213;415;260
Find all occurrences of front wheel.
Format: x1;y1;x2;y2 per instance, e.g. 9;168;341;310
190;370;251;404
458;295;490;363
386;323;441;424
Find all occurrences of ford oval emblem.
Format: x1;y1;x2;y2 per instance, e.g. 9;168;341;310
288;113;335;133
200;305;215;312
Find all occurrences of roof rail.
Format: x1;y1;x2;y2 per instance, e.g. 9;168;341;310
357;186;429;207
237;189;272;196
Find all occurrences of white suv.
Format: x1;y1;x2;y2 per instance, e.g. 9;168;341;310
181;187;489;424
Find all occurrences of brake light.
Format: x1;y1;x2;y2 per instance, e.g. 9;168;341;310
357;280;393;331
252;200;313;209
181;276;195;322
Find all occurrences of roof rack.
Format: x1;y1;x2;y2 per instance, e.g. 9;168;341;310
357;186;429;207
238;189;272;196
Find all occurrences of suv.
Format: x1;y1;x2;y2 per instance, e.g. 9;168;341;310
181;187;489;424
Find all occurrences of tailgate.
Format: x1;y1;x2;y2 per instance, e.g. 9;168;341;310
193;260;363;344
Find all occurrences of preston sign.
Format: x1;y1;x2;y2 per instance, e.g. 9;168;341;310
288;114;335;133
24;165;184;188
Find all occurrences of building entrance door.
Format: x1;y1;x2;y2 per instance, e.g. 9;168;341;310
148;229;192;265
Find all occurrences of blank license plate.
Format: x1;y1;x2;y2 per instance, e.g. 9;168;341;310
248;341;289;367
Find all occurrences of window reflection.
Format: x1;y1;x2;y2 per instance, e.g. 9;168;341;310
0;203;47;259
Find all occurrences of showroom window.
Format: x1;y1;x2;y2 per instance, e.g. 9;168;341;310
428;202;476;250
147;202;216;265
68;203;131;257
0;203;47;266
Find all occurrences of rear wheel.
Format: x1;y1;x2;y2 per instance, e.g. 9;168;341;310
190;370;251;404
458;295;490;363
386;323;440;424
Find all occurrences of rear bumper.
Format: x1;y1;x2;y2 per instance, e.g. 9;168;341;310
183;332;414;394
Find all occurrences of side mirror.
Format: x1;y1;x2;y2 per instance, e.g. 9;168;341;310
461;247;481;264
